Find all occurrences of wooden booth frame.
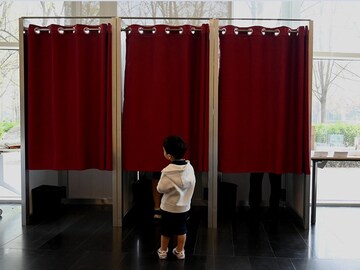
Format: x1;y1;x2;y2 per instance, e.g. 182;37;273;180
19;17;313;229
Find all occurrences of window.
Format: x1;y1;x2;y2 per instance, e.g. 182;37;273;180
1;1;360;203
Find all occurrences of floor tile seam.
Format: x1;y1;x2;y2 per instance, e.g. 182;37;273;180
39;229;105;252
191;225;205;256
60;218;110;241
72;227;111;252
262;222;276;258
289;258;297;270
212;254;250;259
119;225;138;243
50;224;101;240
248;255;280;259
28;223;80;239
290;257;360;263
0;233;34;249
30;214;85;235
74;216;112;231
315;257;360;262
1;224;62;248
60;251;100;270
90;218;112;235
0;246;47;254
3;239;54;251
292;222;311;248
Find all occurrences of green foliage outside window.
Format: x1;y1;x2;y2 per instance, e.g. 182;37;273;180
0;121;19;139
314;123;360;147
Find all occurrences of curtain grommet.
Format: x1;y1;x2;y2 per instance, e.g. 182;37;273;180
220;28;226;35
83;27;101;34
34;27;50;34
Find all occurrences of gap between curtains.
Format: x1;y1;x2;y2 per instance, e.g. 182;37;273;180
26;24;113;170
218;25;310;174
122;24;209;172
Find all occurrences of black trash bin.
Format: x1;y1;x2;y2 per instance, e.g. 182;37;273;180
32;185;66;221
218;182;238;218
132;178;154;221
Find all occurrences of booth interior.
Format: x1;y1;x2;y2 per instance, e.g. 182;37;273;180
20;17;312;229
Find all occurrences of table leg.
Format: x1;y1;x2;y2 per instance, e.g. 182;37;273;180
0;153;3;184
311;160;317;225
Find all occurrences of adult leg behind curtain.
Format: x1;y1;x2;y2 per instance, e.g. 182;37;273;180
249;172;264;208
269;173;282;217
249;172;281;217
249;172;264;211
248;172;264;227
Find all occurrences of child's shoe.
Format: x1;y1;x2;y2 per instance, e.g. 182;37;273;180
153;209;162;220
157;248;168;259
172;248;185;259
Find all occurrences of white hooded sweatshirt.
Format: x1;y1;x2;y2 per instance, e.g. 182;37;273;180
157;161;196;213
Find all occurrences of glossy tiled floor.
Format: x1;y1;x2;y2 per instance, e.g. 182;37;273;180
1;204;360;270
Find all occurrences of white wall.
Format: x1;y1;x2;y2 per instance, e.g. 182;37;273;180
68;170;112;201
28;169;112;206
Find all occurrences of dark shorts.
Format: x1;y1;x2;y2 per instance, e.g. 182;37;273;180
152;171;161;180
160;210;189;237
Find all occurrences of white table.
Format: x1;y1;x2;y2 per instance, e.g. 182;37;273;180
311;154;360;225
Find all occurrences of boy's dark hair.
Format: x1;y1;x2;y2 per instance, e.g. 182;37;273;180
163;135;187;160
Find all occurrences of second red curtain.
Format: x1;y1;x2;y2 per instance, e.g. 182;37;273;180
122;24;209;172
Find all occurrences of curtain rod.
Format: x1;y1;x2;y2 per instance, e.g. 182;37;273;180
21;16;114;19
120;17;311;22
120;16;210;20
217;18;311;22
21;16;311;23
121;26;301;33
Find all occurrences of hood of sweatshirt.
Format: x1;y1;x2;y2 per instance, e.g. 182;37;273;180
161;161;194;190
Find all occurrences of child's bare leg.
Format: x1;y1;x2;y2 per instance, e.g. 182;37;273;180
176;234;186;252
152;178;161;218
160;235;170;251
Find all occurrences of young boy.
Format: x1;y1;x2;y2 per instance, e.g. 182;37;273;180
156;135;196;260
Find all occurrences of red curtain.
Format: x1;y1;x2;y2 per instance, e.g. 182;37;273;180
218;26;310;174
122;24;209;172
26;24;112;170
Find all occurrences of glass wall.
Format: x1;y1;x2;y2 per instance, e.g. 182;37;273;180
1;0;359;203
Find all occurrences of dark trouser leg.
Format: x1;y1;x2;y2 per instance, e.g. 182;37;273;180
249;173;264;209
268;173;282;221
269;173;282;209
248;173;263;225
